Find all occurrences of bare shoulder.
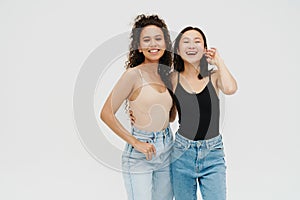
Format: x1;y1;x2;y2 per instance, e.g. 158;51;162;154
122;67;139;80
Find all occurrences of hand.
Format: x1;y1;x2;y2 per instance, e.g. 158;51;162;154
205;47;223;66
133;140;156;160
129;110;135;125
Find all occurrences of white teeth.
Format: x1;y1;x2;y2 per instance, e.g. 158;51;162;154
149;49;159;53
186;51;197;55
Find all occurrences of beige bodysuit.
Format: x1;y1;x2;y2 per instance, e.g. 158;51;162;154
129;69;172;132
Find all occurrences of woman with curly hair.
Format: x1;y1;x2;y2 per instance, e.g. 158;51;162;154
101;14;175;200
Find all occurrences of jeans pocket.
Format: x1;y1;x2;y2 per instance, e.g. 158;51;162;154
209;137;224;151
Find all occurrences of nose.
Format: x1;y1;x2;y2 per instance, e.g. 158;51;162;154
188;43;196;49
149;39;157;47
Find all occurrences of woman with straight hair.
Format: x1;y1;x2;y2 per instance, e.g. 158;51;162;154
170;26;237;200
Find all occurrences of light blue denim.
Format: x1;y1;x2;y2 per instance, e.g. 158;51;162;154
171;132;227;200
122;125;174;200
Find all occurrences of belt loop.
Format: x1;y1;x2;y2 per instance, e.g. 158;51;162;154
153;132;157;143
205;140;209;149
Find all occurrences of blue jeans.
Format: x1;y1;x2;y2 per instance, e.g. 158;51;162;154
171;132;227;200
122;125;174;200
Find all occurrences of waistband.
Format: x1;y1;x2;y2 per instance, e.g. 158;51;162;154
131;125;171;138
175;132;222;148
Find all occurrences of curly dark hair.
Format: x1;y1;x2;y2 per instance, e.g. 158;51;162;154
126;14;173;90
173;26;213;79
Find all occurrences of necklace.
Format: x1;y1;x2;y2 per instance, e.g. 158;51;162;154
180;73;208;94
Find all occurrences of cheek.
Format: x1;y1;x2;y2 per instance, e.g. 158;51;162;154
199;44;205;51
159;40;167;49
139;42;147;49
195;44;205;54
179;43;188;50
178;45;186;57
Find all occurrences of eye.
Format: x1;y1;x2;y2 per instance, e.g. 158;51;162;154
183;40;189;43
156;37;162;41
143;39;150;42
195;40;202;43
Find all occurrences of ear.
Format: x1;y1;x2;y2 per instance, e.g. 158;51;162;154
138;44;142;53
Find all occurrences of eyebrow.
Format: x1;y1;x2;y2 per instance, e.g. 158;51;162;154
142;34;163;39
182;36;202;40
194;37;202;40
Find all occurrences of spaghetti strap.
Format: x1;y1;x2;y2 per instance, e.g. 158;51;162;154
137;69;146;84
208;72;211;82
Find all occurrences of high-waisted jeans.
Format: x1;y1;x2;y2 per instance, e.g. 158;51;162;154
122;125;174;200
171;132;227;200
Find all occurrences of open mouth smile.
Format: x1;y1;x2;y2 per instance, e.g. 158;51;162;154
148;49;160;53
186;51;198;55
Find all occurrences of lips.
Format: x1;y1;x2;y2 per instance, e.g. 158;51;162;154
186;51;198;55
148;49;160;53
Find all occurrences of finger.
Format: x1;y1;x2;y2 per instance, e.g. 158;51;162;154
206;57;212;63
207;51;214;57
145;151;149;160
130;117;135;123
129;110;133;114
148;151;152;160
145;147;152;160
152;146;156;156
207;48;216;55
205;54;213;59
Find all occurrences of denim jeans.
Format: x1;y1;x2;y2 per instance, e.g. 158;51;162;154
122;125;174;200
171;132;227;200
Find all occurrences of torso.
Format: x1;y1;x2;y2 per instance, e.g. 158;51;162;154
173;71;220;140
128;67;172;132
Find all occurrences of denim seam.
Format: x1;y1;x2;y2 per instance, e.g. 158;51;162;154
128;147;134;200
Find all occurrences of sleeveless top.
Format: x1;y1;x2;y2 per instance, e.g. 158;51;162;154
174;73;220;140
129;69;172;132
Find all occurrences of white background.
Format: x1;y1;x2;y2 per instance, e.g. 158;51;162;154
1;0;300;199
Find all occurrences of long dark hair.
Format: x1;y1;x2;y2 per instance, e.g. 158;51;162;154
173;26;212;79
126;14;173;90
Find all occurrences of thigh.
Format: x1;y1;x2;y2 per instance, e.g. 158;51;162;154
122;143;153;200
152;165;173;200
122;171;152;200
171;145;198;200
199;150;226;200
171;159;197;200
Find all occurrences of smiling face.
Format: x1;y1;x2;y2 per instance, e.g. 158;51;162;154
139;25;166;64
178;30;205;66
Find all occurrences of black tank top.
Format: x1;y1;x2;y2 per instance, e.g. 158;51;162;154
174;73;220;140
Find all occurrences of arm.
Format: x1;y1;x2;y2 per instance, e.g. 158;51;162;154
100;68;138;145
205;48;238;95
100;68;156;160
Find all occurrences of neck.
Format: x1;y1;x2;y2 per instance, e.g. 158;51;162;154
141;61;159;74
182;61;200;77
